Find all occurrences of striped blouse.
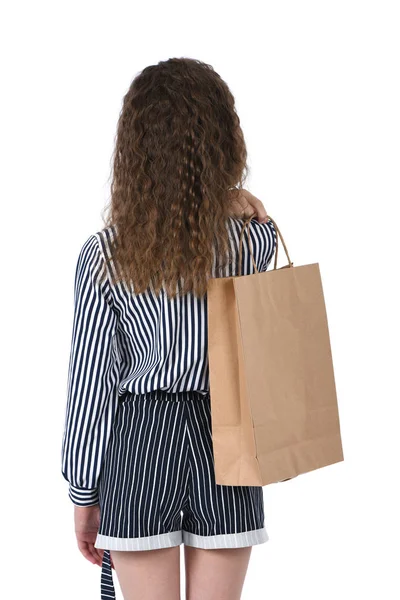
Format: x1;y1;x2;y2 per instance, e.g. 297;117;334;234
61;216;277;506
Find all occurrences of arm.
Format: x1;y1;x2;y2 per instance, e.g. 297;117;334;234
228;188;276;269
61;233;120;506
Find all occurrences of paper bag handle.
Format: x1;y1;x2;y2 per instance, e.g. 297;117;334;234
238;214;293;273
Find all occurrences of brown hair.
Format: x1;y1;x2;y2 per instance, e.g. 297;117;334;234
102;57;248;298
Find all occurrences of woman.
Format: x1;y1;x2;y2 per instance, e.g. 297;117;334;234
61;57;277;600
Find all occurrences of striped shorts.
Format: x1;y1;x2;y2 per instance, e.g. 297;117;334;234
94;390;268;598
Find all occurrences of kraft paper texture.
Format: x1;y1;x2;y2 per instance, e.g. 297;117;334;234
207;216;344;486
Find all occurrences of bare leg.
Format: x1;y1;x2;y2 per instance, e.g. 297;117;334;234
184;546;252;600
111;546;181;600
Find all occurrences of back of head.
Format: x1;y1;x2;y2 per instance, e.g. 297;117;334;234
103;57;248;298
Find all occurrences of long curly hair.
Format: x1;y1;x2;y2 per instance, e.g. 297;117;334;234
102;57;249;298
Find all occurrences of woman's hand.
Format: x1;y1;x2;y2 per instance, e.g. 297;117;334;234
228;189;269;223
74;504;114;569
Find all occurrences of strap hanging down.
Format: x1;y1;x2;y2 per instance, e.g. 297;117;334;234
101;549;116;599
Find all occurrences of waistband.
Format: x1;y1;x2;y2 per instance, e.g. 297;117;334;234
119;389;210;403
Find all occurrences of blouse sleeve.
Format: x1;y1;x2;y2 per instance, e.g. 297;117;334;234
61;233;120;506
261;219;277;271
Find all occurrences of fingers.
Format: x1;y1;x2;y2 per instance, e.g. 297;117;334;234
89;546;103;567
241;202;257;220
228;189;268;223
78;541;102;566
92;546;105;566
229;199;256;220
241;190;268;222
251;199;268;223
78;541;97;564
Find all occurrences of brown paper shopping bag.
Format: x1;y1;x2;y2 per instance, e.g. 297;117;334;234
207;215;344;486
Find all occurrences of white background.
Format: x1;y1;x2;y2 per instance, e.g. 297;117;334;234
1;1;399;598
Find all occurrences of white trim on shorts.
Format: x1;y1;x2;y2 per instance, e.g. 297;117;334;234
183;527;268;549
95;527;268;551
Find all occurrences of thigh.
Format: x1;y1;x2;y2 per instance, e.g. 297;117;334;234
111;546;181;600
184;546;252;600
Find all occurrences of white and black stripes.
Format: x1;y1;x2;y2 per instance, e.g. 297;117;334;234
61;217;276;506
62;233;121;506
96;391;266;544
94;390;268;599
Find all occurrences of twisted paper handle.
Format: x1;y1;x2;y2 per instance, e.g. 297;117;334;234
238;214;293;273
